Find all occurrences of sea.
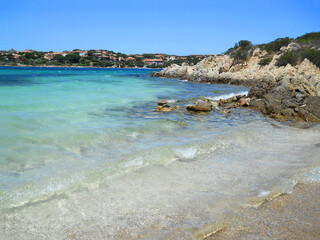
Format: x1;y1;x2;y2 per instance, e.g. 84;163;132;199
1;67;320;239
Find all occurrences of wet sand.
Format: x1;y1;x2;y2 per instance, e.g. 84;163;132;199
200;182;320;240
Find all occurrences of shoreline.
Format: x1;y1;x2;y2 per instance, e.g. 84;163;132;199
197;181;320;240
0;64;163;70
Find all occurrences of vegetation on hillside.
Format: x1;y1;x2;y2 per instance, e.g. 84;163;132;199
226;31;320;68
0;49;207;68
258;37;292;52
258;57;272;66
302;49;320;67
272;48;320;68
277;52;298;67
226;40;252;63
296;32;320;43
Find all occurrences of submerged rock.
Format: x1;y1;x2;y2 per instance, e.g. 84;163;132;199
155;100;180;112
211;101;219;108
160;107;173;112
186;100;212;112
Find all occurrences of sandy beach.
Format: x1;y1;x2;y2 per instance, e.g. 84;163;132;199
198;182;320;240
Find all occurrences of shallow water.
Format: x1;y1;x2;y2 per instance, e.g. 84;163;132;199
1;67;320;239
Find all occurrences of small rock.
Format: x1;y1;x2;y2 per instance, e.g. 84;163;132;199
227;103;239;109
211;101;219;108
158;100;168;106
236;95;243;100
162;104;170;108
260;50;268;58
217;99;225;106
271;123;280;128
226;98;234;103
252;48;261;56
280;46;287;51
161;107;173;112
239;98;249;106
157;105;173;112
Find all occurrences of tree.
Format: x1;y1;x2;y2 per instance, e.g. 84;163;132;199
34;52;44;58
54;54;65;63
66;53;80;63
143;54;155;59
24;52;36;59
238;40;252;49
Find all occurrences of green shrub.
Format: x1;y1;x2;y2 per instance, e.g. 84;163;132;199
235;40;252;49
296;32;320;43
258;57;272;66
54;54;65;63
259;37;292;52
302;49;320;68
66;53;80;63
23;52;37;59
231;50;248;61
277;52;298;67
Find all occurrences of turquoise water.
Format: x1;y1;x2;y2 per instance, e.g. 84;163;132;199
0;67;249;208
1;67;320;239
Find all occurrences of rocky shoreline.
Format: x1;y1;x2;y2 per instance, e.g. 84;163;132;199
152;43;320;122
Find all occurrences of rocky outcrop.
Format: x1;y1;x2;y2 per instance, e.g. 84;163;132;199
248;59;320;121
280;42;301;52
152;48;320;122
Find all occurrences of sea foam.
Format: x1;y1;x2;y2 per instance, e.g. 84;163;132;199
174;146;198;161
207;91;249;101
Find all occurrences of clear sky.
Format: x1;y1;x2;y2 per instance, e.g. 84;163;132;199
1;0;319;55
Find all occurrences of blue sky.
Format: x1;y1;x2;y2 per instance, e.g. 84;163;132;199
1;0;319;55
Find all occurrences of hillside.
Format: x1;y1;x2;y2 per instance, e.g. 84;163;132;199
0;49;208;68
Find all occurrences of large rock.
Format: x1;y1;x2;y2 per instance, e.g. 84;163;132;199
186;100;212;112
287;42;301;52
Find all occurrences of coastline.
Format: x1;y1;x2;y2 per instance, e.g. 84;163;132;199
197;182;320;240
0;64;163;70
151;46;320;122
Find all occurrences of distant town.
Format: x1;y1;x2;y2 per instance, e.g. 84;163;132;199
0;49;212;68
